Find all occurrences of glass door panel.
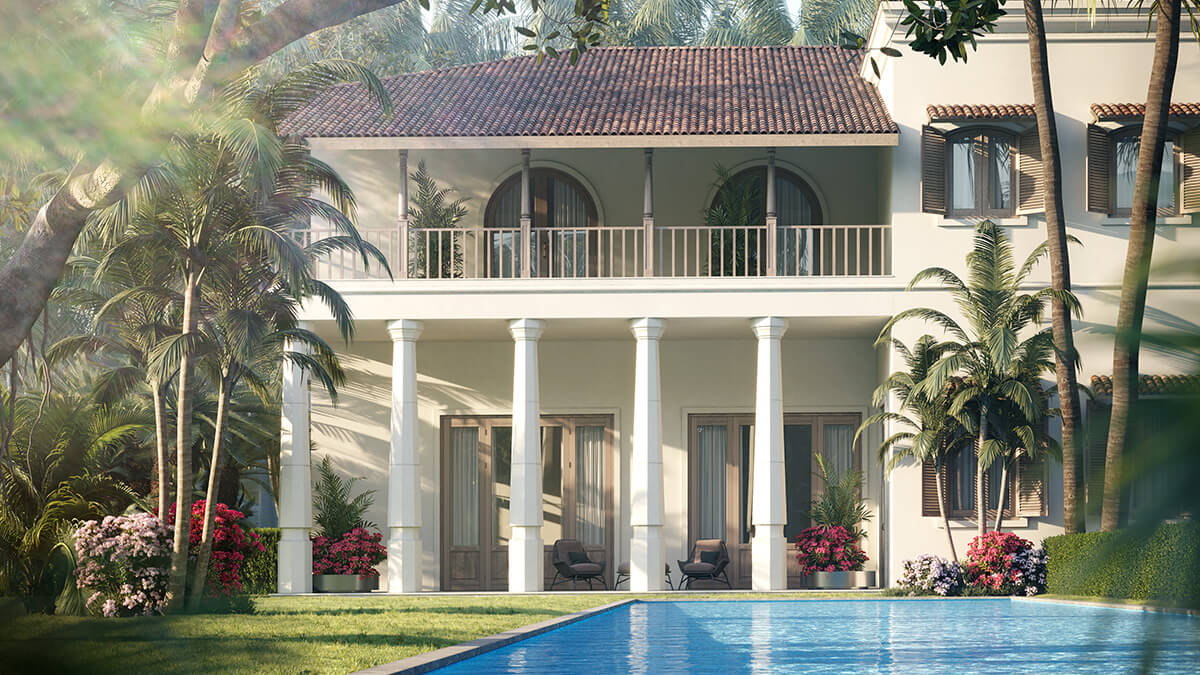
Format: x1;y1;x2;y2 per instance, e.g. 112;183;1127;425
695;424;728;540
540;426;564;544
783;423;813;540
739;424;753;545
575;426;606;546
492;426;512;546
450;427;480;547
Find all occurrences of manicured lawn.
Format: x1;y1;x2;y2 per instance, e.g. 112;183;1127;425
0;592;872;674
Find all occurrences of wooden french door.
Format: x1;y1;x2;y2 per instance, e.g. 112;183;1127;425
688;412;861;589
440;415;614;591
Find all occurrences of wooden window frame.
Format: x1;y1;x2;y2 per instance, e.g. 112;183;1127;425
1108;125;1180;217
936;446;1017;521
946;127;1018;219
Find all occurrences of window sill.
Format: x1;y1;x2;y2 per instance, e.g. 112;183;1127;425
1100;215;1194;226
939;216;1033;228
932;517;1031;530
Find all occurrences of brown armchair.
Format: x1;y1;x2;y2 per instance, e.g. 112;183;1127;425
550;539;608;590
677;539;731;589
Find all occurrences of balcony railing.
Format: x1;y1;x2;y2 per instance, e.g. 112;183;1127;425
303;224;892;281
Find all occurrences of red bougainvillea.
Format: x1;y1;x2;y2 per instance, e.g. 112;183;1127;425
167;500;265;596
312;527;387;577
794;525;868;576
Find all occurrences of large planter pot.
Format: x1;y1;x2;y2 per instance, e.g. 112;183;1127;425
807;570;876;589
313;574;379;593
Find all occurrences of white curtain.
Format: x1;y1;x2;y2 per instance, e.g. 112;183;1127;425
951;138;976;211
551;177;590;277
822;423;854;478
776;175;816;275
575;426;605;546
490;182;520;278
697;425;726;540
450;427;479;547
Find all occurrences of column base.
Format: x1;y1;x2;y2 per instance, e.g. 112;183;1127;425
752;524;787;591
630;525;665;591
508;525;543;592
278;528;312;594
387;526;422;593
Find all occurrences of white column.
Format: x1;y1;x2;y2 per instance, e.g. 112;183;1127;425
508;318;545;591
519;150;532;278
277;340;312;594
765;148;778;276
751;316;788;590
643;149;655;277
387;320;423;593
630;318;666;591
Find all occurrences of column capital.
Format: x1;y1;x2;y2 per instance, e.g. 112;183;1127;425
750;316;788;340
508;318;545;341
629;317;665;341
387;319;424;342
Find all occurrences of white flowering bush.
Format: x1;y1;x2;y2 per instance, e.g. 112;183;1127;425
897;554;965;596
73;513;171;617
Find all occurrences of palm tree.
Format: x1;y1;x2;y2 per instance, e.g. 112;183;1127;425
880;221;1079;536
794;0;877;46
858;335;971;561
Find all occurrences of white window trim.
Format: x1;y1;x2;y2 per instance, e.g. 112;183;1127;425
1101;215;1195;226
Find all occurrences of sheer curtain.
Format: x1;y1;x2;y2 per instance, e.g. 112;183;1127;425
551;176;590;277
450;428;479;547
776;176;816;275
697;425;726;540
822;423;854;477
575;426;605;546
951;138;976;211
490;182;520;278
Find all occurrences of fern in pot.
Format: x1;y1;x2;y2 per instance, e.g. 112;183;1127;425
311;456;386;592
795;455;876;589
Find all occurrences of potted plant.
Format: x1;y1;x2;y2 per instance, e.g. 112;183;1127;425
311;456;386;592
795;455;875;589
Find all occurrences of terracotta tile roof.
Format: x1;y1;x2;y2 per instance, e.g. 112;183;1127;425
926;104;1036;121
1090;102;1200;120
1090;374;1200;396
281;47;898;139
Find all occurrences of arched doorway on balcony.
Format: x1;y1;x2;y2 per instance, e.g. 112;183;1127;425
706;166;824;276
484;168;600;278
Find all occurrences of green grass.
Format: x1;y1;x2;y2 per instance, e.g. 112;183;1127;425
0;592;875;674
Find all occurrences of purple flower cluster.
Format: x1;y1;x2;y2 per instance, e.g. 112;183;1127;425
312;528;386;577
897;554;964;596
73;513;172;617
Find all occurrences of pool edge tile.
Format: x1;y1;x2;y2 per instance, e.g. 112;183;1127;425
1018;596;1200;617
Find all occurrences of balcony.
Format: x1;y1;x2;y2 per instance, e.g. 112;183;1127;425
305;223;893;281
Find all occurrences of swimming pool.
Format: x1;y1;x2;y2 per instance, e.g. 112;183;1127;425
433;599;1200;673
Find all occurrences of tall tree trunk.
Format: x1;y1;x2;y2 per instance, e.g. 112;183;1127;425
1024;0;1084;534
977;403;989;537
188;373;233;610
934;461;958;563
152;379;171;519
165;268;201;612
993;460;1009;533
1101;0;1181;532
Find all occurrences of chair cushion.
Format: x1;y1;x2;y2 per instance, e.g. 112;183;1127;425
617;561;630;575
699;550;720;565
568;551;591;564
680;561;717;575
568;562;603;575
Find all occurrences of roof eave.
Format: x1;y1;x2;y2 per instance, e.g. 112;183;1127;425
304;133;901;150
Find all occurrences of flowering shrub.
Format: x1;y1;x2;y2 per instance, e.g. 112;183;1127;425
794;525;868;576
963;531;1047;596
312;527;387;577
167;500;265;596
73;513;171;617
897;554;964;596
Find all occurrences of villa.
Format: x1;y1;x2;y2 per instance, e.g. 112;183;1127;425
273;1;1200;594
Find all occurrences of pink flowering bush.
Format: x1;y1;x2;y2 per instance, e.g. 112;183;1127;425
963;531;1047;596
167;500;265;596
312;527;386;577
897;554;964;596
73;513;171;617
794;525;868;576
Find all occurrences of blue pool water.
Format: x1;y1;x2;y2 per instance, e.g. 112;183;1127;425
434;599;1200;673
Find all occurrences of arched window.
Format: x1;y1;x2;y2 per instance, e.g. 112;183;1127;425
947;128;1015;217
484;168;599;277
708;166;823;276
709;166;823;227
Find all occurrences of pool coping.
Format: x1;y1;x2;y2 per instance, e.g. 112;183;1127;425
350;598;636;674
1020;596;1200;617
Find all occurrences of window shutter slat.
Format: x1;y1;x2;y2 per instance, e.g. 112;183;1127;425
1016;126;1045;214
922;126;947;215
921;461;942;517
1181;126;1200;215
1016;455;1047;517
1087;124;1111;214
1085;402;1111;518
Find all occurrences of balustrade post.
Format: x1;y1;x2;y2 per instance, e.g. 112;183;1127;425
520;149;532;278
643;148;655;277
397;150;409;279
765;148;777;277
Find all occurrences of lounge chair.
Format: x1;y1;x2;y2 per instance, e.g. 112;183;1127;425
614;562;674;590
677;539;732;589
549;539;608;590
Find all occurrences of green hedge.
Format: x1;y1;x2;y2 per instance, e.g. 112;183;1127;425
1043;521;1199;607
242;528;280;595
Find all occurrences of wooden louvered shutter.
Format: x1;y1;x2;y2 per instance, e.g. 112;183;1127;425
1084;401;1111;518
1016;454;1047;517
922;126;947;214
1087;124;1112;213
1180;126;1200;214
921;461;945;517
1016;126;1045;214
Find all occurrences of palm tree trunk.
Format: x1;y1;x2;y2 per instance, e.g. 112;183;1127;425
152;379;170;519
934;461;958;563
977;403;988;537
165;268;201;612
1024;0;1084;534
188;373;233;610
1101;0;1181;532
993;460;1009;533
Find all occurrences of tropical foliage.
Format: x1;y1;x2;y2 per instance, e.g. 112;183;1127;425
312;456;378;541
808;455;872;540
